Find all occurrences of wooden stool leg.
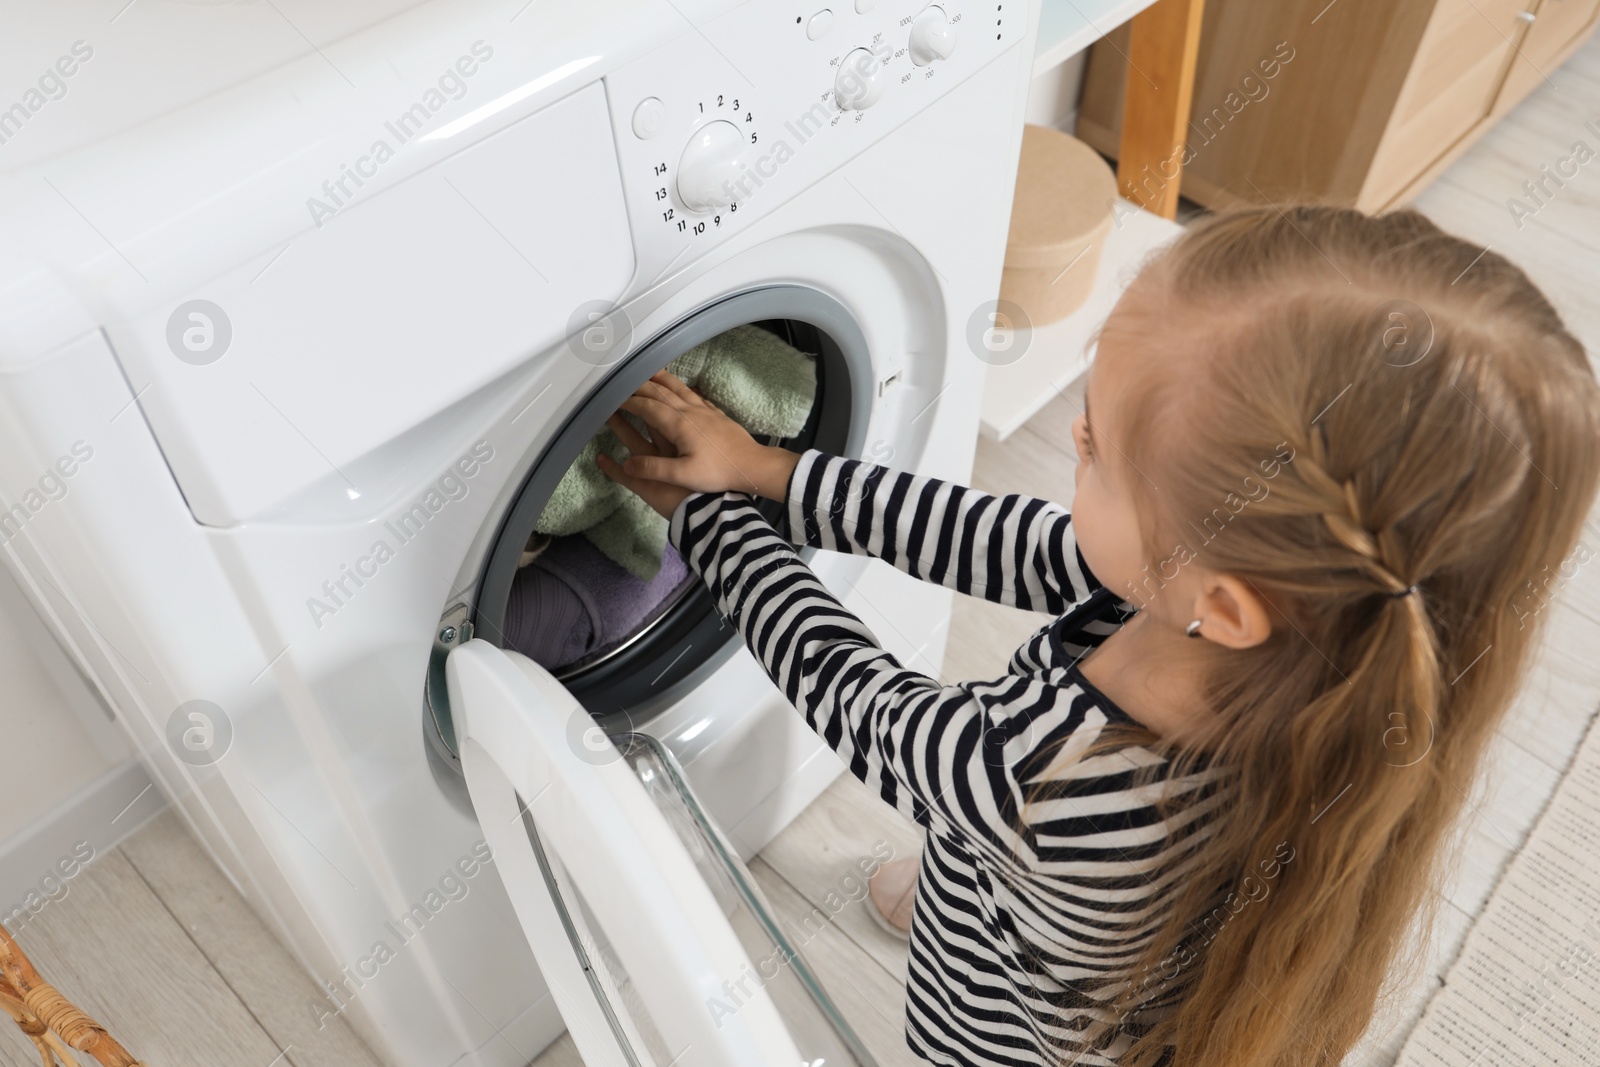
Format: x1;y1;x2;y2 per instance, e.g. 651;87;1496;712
1116;0;1207;218
0;927;143;1067
2;983;84;1067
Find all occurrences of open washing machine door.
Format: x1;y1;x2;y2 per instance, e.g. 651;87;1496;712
446;638;874;1067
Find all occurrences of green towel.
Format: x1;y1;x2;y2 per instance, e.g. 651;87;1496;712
665;325;819;436
583;490;669;579
532;325;817;579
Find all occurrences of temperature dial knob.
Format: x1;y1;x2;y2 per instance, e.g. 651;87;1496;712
835;47;889;110
676;120;749;213
909;5;957;66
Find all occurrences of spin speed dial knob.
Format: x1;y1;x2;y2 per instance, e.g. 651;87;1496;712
909;5;957;66
676;120;749;213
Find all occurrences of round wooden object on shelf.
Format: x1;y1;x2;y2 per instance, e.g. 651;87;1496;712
999;124;1118;326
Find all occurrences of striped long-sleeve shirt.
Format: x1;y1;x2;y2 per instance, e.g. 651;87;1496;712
668;450;1224;1067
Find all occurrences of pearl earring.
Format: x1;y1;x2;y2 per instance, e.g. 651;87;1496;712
1185;619;1203;639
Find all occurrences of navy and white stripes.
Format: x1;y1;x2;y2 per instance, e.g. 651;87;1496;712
669;451;1221;1066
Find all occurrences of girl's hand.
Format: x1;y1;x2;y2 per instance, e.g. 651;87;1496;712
597;371;799;515
596;405;692;519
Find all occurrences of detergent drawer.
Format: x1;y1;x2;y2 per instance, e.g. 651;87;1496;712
105;80;634;527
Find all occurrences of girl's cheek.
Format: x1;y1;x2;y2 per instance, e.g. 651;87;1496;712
1075;484;1148;595
1071;484;1114;581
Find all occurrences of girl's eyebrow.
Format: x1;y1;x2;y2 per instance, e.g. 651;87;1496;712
1082;391;1095;444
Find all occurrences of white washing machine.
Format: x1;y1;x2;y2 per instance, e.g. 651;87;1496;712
0;1;1039;1063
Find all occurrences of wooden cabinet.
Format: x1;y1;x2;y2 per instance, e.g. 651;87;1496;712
1498;0;1600;106
1362;0;1530;206
1075;0;1600;212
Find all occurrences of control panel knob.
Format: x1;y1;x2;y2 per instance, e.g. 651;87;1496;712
676;120;749;213
908;6;957;66
835;47;890;110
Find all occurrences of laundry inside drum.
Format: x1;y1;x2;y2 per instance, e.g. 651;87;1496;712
504;321;820;678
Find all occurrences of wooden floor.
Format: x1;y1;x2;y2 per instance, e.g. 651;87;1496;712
6;33;1600;1067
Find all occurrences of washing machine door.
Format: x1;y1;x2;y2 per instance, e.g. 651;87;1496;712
447;638;866;1067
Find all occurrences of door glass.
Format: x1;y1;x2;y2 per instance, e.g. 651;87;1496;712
516;733;874;1067
617;734;873;1067
520;802;667;1066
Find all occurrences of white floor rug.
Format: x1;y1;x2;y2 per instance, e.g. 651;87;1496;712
1396;705;1600;1067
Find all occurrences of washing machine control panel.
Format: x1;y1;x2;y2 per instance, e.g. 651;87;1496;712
604;0;1019;284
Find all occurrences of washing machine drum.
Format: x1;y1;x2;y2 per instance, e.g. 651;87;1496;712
470;288;867;733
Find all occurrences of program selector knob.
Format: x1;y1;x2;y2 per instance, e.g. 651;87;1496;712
835;47;889;110
909;5;957;66
676;120;749;213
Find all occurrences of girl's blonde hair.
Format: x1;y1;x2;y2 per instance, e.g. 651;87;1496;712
1038;204;1600;1066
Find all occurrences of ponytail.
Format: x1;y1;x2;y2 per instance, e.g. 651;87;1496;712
1024;204;1600;1067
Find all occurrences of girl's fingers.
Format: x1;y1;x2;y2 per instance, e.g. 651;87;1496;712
634;379;690;410
599;453;690;519
618;395;683;439
650;369;694;396
654;373;704;407
600;451;678;493
622;453;686;484
595;452;637;490
606;413;655;456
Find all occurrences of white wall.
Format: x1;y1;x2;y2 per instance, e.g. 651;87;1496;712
0;562;133;842
1024;49;1089;135
0;563;169;927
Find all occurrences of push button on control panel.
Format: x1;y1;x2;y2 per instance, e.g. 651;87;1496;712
806;9;834;39
631;96;665;139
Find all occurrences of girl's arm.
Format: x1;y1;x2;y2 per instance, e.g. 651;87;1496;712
671;488;1105;854
785;449;1101;616
599;371;1102;616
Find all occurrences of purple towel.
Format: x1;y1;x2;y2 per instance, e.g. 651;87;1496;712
504;534;692;670
540;535;691;651
502;562;601;668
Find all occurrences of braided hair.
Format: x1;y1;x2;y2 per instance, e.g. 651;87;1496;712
1044;204;1600;1067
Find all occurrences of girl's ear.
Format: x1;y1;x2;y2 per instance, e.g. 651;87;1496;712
1192;574;1274;649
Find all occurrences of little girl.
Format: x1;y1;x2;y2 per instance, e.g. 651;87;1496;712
598;204;1600;1067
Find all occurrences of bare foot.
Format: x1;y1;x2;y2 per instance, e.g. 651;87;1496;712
868;856;919;939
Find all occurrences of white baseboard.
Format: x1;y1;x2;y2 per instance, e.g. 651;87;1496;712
0;759;167;933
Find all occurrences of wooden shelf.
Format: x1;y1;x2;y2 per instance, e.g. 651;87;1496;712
1032;0;1161;76
979;199;1183;441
